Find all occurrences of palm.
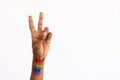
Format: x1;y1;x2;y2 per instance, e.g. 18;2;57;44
28;12;52;59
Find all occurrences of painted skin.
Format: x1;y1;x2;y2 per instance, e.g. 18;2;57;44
29;12;52;80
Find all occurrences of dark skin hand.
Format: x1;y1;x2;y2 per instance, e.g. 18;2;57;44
29;12;52;59
29;12;52;80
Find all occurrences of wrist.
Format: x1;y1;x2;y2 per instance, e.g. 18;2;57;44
33;56;45;64
33;53;43;58
32;57;45;75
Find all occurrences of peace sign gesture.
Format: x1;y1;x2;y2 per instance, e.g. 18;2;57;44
28;12;52;59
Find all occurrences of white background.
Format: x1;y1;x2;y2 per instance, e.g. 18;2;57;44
0;0;120;80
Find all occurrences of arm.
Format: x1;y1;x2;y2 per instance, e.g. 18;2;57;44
28;12;52;80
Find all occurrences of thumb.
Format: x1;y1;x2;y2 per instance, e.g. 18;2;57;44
39;31;48;41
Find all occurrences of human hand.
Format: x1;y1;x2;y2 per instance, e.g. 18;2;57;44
28;12;52;59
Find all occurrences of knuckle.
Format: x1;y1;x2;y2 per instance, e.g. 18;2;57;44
38;23;42;25
40;17;43;19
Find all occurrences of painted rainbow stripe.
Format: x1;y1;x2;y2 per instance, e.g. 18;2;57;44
33;58;44;75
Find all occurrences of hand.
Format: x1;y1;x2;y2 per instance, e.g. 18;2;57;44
28;12;52;59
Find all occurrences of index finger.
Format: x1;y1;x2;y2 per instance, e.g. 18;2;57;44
28;16;36;34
